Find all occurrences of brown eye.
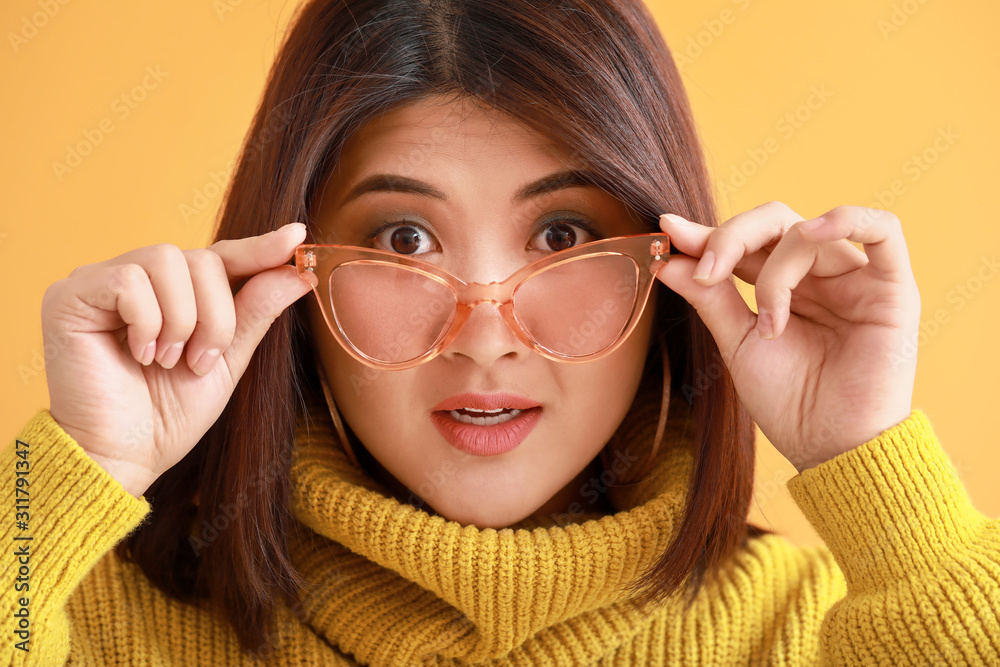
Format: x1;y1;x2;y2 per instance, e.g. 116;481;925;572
390;227;422;254
545;223;577;252
530;219;596;253
371;223;434;255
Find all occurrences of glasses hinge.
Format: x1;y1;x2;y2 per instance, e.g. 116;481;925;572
302;250;317;271
650;239;667;261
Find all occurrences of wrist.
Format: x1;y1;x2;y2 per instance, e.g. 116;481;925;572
790;408;916;474
84;451;156;499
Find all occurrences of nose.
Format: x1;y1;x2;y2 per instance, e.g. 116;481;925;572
440;299;533;367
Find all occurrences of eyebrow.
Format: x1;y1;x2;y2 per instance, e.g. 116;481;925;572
340;169;600;206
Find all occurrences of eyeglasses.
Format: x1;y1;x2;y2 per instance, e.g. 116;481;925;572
294;232;670;370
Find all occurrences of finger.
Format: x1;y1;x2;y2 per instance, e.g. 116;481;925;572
130;245;198;368
659;217;772;284
799;206;913;279
657;212;713;254
68;222;307;285
221;264;314;386
209;222;307;286
64;263;164;365
751;221;825;339
74;244;196;367
651;255;757;366
179;248;238;376
660;202;866;283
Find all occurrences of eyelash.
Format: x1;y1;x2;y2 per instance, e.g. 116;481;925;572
365;217;602;254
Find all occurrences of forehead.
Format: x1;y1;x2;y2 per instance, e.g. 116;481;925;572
309;94;644;242
336;95;571;174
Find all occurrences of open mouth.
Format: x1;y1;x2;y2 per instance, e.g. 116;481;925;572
430;407;544;456
446;407;525;426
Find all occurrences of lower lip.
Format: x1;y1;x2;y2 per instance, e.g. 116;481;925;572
430;407;543;456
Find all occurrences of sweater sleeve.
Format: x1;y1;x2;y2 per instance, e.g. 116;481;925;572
785;409;1000;665
0;409;151;666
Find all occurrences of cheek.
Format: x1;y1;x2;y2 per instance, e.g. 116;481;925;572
326;338;393;420
595;302;656;403
611;287;657;376
552;316;655;441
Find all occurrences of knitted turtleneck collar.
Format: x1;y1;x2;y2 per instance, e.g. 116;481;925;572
288;372;698;664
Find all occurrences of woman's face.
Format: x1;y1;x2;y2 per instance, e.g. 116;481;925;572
309;94;659;529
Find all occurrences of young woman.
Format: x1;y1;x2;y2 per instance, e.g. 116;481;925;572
4;0;998;664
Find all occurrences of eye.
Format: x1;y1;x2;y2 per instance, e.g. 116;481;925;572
529;218;599;253
367;216;601;255
370;221;436;255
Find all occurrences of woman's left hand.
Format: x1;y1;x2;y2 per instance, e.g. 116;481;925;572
651;201;921;473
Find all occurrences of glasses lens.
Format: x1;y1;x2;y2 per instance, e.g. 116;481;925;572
329;263;456;364
513;254;638;357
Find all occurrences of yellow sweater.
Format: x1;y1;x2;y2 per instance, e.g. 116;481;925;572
2;393;999;665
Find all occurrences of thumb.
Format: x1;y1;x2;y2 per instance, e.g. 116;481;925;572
652;255;757;365
224;264;313;384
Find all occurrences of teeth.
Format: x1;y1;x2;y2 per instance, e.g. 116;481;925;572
449;408;522;426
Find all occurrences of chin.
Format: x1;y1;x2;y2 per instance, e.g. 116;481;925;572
425;492;538;530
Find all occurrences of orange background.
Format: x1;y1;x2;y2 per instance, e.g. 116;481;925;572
1;1;997;547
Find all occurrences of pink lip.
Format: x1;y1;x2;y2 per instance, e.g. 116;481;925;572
430;407;543;457
432;392;541;412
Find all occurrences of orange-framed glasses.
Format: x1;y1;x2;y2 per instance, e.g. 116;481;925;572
294;232;670;370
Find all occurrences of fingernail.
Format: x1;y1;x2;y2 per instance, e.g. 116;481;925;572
280;222;307;236
800;216;825;233
160;341;184;369
193;348;221;376
660;213;694;226
693;250;715;281
756;309;774;339
141;341;156;366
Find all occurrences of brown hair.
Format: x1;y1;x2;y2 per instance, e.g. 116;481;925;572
116;0;771;656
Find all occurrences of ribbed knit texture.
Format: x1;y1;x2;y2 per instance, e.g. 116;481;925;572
2;387;998;665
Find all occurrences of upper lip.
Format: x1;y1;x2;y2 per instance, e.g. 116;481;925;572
433;392;542;412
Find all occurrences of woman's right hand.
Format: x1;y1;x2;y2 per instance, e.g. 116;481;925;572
41;222;314;498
